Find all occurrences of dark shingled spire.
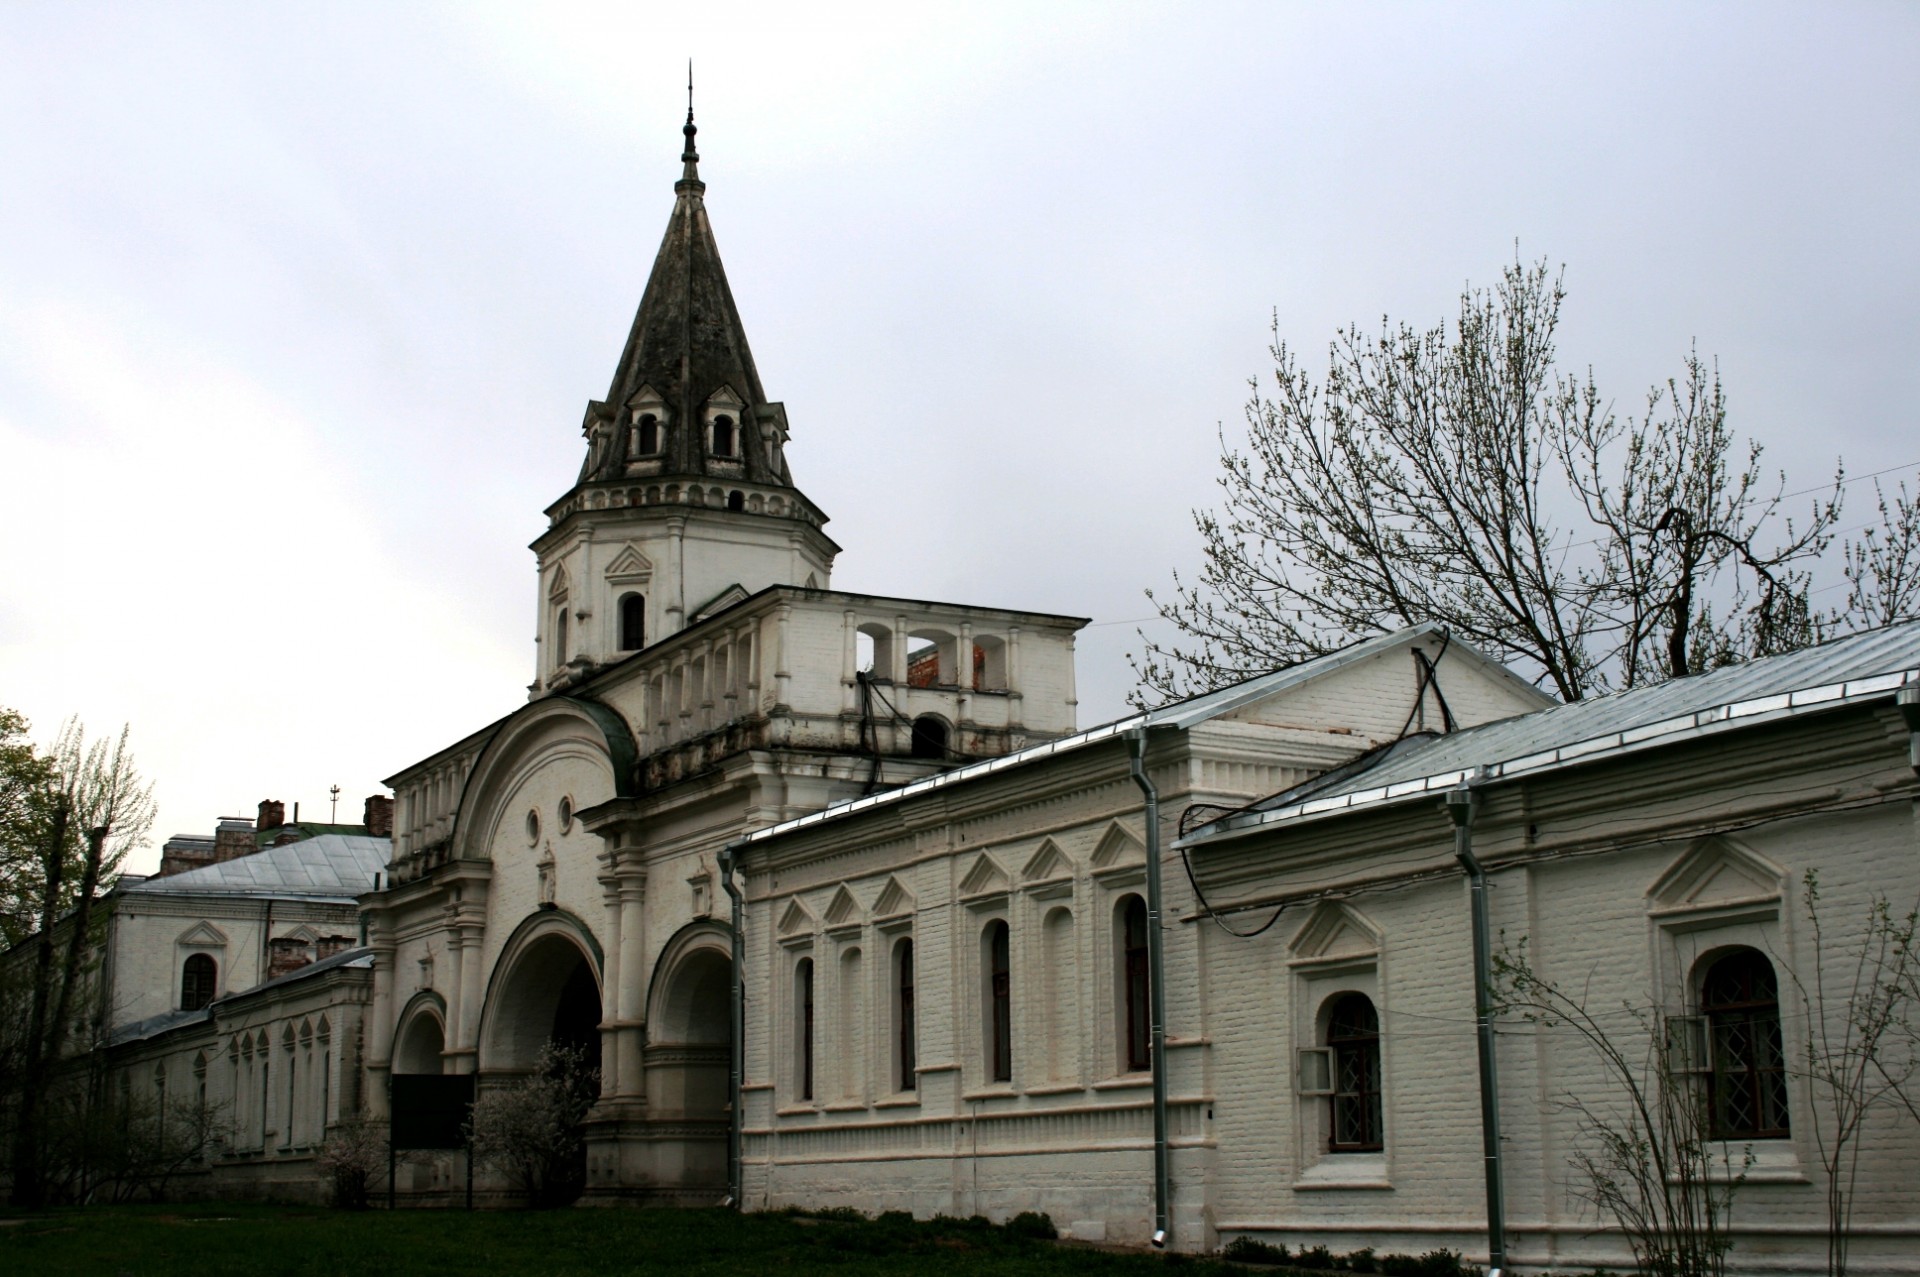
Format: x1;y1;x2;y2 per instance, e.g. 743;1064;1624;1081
580;108;793;489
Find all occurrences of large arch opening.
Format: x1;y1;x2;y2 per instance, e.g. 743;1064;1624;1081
482;929;603;1077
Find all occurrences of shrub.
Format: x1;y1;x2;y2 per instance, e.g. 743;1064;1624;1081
466;1041;599;1207
1007;1211;1057;1240
1221;1236;1292;1265
314;1117;386;1210
1294;1245;1343;1271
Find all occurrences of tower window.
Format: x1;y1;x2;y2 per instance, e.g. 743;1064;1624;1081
727;490;744;512
635;414;660;456
711;415;735;457
181;953;217;1011
619;593;646;651
553;607;569;668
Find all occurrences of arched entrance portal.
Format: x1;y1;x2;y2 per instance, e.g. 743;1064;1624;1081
393;1002;447;1075
641;926;734;1196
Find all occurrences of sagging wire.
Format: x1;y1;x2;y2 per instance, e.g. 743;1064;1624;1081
1178;839;1288;937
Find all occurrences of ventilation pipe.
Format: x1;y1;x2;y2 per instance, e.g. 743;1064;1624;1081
718;843;745;1210
1448;782;1507;1275
1127;729;1172;1249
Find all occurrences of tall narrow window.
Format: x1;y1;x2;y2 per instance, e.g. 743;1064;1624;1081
1326;994;1383;1152
181;953;217;1010
554;607;569;667
1703;949;1790;1139
1121;896;1152;1073
895;938;917;1092
796;957;815;1101
986;920;1012;1083
636;413;660;455
619;593;646;651
711;415;736;457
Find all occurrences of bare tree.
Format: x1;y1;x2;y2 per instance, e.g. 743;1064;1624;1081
466;1041;599;1207
1132;259;1914;706
7;718;155;1209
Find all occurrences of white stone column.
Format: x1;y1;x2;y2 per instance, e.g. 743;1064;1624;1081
366;921;396;1118
615;869;648;1102
598;858;624;1099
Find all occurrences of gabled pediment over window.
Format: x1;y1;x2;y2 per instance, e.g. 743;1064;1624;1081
824;883;863;928
625;382;669;413
777;898;816;938
548;564;570;600
1288;900;1382;964
1021;837;1073;885
1091;821;1146;873
603;544;654;585
176;921;229;949
692;584;750;622
958;852;1011;900
873;875;915;920
1648;837;1786;912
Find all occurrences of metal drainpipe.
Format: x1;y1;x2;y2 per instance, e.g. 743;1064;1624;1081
1447;784;1507;1276
718;844;746;1210
1128;729;1172;1249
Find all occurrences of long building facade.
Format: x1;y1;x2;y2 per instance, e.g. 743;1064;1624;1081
46;115;1920;1273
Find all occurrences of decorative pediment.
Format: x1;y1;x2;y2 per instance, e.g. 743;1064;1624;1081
824;884;863;928
176;921;229;949
1649;837;1786;912
1090;821;1147;876
547;564;570;600
958;852;1011;900
281;924;320;944
873;875;915;920
1288;900;1382;964
704;384;744;411
777;898;816;938
1021;838;1073;885
692;584;750;622
624;382;668;412
603;544;654;584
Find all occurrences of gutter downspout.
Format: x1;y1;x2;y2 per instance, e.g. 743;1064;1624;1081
1448;783;1507;1276
718;844;745;1210
1128;729;1172;1249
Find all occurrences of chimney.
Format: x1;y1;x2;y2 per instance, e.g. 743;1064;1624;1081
363;794;394;839
212;818;256;864
257;799;285;832
156;834;217;878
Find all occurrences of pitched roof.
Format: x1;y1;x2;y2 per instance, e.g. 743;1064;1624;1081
737;624;1536;848
581;111;788;489
1181;620;1920;845
125;834;388;901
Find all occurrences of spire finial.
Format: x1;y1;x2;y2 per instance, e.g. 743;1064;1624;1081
680;60;700;180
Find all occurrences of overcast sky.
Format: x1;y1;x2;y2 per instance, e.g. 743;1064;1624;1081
3;2;1917;874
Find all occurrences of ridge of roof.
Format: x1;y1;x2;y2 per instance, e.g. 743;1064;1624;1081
1181;619;1920;846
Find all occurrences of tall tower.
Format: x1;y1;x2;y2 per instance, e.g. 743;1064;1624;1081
531;110;839;695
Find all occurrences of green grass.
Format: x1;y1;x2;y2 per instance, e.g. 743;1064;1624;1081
0;1204;1204;1277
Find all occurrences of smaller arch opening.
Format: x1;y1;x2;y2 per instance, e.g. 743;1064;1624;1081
711;415;736;457
727;490;745;512
910;716;948;760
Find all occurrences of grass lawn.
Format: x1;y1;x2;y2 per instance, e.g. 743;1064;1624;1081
0;1203;1207;1277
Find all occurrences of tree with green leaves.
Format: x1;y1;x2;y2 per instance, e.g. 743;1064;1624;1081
1133;259;1920;706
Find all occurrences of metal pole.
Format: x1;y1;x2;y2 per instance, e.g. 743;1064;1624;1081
1128;730;1172;1249
1448;785;1507;1275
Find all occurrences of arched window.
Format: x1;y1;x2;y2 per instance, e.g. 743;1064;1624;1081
711;415;735;457
1120;896;1151;1073
795;957;815;1101
181;953;217;1011
619;593;646;651
635;413;660;456
894;937;917;1093
1326;993;1383;1152
726;489;745;512
985;920;1012;1083
1702;949;1790;1139
910;716;948;760
553;607;569;667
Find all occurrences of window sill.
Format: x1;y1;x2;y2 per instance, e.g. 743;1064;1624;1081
1293;1153;1391;1192
874;1094;921;1110
1023;1082;1086;1096
960;1086;1020;1102
1091;1074;1153;1092
821;1101;867;1113
775;1104;820;1117
1687;1140;1807;1184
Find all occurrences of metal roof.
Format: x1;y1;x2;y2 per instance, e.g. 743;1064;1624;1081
736;624;1527;847
1182;620;1920;845
125;834;389;900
